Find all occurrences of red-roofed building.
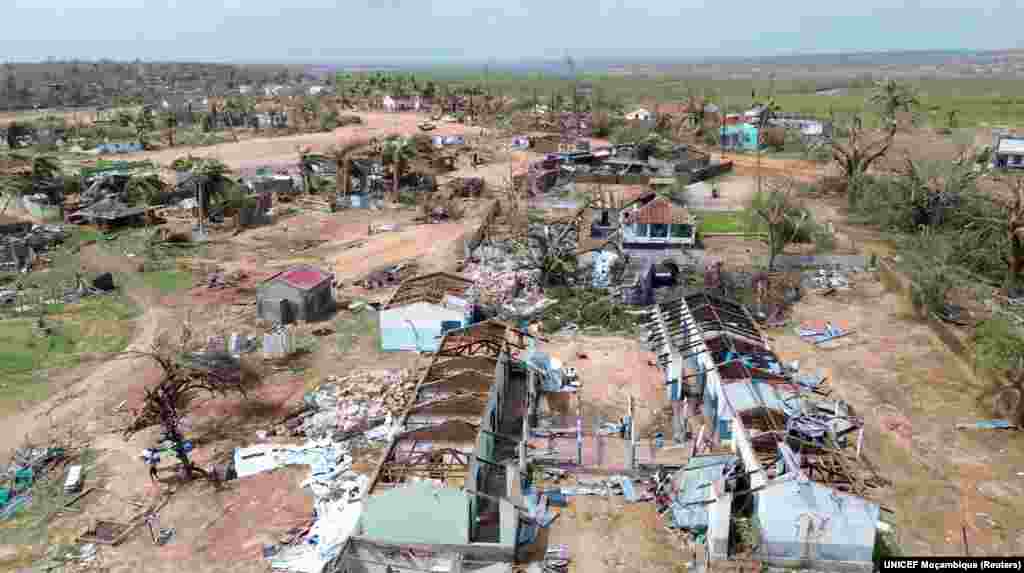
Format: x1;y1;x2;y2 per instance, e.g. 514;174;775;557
257;264;334;324
620;192;697;247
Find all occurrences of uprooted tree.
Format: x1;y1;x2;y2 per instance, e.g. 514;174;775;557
122;321;261;481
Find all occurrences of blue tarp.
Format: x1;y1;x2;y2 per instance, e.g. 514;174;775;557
95;142;143;154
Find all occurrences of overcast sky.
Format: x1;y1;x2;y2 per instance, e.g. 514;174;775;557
3;0;1023;63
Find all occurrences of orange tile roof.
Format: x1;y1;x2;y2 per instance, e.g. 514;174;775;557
630;196;693;225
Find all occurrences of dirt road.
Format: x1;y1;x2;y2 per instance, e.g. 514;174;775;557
717;152;830;182
329;220;473;282
117;112;483;171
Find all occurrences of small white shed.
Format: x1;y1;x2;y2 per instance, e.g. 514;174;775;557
379;272;475;352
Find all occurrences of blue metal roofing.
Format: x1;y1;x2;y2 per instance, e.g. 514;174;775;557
670;454;738;530
755;478;879;565
722;381;802;415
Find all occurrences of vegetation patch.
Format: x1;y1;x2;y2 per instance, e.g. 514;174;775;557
539;287;638;334
0;295;138;410
141;269;194;294
695;210;748;234
335;307;380;355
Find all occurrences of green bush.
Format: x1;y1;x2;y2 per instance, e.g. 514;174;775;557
973;316;1024;375
539;287;637;334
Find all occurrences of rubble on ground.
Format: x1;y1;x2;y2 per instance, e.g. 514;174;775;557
0;223;68;272
286;371;412;441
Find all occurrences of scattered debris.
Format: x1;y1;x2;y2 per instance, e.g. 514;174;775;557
78;520;137;546
955;420;1019;431
797;322;854;345
368;222;399;235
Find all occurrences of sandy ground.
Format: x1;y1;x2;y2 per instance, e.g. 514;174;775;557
536;494;689;573
768;275;1024;556
113;112;482;171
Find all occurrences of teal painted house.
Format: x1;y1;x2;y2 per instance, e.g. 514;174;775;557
719;124;761;152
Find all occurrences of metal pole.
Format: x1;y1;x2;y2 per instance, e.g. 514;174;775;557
576;392;583;465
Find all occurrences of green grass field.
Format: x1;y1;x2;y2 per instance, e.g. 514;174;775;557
695;210;749;234
406;70;1024;128
140;269;194;294
0;295;139;410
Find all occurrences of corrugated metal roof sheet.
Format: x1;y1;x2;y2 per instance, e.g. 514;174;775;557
671;454;737;530
722;380;802;415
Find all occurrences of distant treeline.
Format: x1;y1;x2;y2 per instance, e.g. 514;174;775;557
0;60;310;111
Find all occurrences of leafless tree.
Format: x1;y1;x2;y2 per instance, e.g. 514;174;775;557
827;113;895;189
122;319;260;481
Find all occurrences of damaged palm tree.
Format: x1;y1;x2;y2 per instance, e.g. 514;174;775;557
328;138;372;202
509;205;588;287
899;155;980;228
382;136;416;203
122;320;260;481
827;114;895;200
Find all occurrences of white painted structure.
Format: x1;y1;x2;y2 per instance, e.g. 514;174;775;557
382;95;423;113
379;295;470;352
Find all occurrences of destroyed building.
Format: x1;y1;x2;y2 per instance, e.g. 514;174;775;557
325;322;534;572
378;272;475;352
642;292;884;572
0;222;67;272
257;264;335;324
65;197;146;228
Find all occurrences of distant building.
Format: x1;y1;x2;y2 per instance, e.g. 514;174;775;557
993;132;1024;170
382;95;422;112
256;265;334;325
720;124;761;151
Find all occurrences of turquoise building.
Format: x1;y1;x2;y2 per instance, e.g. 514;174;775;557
719;124;761;151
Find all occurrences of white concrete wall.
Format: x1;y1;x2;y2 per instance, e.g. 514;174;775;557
379;302;466;351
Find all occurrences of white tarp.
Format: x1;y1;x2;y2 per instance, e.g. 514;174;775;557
999;138;1024;155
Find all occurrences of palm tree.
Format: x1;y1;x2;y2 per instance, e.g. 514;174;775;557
755;98;781;195
383;136;416;202
162;110;178;147
329;138;370;202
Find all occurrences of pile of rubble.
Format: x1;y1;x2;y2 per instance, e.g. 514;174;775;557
463;262;539;306
805;268;851;291
0;223;68;272
285;371;413;442
447;177;485;198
